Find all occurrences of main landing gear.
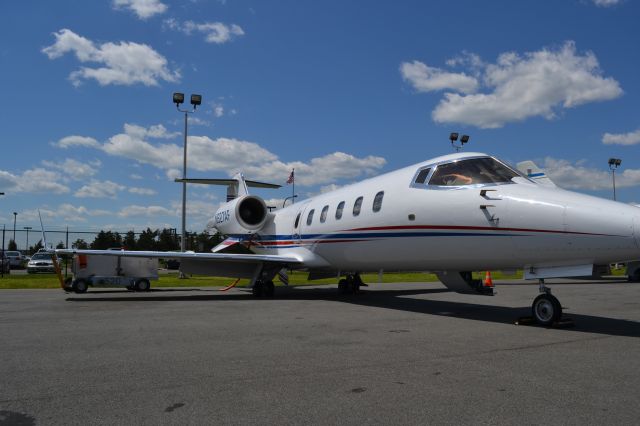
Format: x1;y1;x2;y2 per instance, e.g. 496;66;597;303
338;274;365;294
530;279;563;326
252;279;275;298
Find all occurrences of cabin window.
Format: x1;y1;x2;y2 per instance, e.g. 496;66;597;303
353;197;363;216
320;205;329;223
306;209;315;226
294;212;301;228
429;157;519;187
336;201;345;219
414;168;431;184
373;191;384;212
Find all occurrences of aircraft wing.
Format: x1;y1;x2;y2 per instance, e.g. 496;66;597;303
55;249;301;279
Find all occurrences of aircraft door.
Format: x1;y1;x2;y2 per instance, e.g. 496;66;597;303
292;205;308;246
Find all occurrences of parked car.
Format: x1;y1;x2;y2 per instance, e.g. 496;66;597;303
27;252;56;273
4;251;24;269
1;252;10;274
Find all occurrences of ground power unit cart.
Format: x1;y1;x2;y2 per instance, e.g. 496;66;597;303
63;252;158;293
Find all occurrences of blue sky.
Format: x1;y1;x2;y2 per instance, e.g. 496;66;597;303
1;0;638;246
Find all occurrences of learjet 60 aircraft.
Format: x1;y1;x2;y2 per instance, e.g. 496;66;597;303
56;152;640;326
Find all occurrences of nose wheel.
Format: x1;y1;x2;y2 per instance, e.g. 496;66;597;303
528;279;564;326
532;293;562;326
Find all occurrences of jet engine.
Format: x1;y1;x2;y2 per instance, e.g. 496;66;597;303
213;195;269;235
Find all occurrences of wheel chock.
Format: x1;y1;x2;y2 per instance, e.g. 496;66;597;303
515;316;575;328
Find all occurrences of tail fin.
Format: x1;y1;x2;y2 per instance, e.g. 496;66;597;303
517;161;557;188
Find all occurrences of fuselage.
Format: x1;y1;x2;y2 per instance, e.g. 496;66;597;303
229;152;640;273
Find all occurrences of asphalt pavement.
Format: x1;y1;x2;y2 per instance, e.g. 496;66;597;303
1;279;639;425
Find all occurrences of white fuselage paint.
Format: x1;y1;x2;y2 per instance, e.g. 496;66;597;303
225;152;640;273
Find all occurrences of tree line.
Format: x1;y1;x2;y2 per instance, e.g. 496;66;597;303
6;228;224;254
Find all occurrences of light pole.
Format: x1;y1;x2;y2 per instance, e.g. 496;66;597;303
24;226;32;253
12;212;17;244
608;158;622;201
172;93;201;258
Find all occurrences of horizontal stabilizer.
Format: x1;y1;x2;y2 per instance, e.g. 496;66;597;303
517;161;557;188
175;178;281;189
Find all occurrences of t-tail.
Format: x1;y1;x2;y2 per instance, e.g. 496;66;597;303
175;173;281;252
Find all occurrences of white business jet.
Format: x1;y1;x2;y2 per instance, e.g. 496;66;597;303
56;151;640;326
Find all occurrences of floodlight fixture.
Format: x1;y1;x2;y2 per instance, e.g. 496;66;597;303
173;92;185;105
190;94;202;107
449;132;459;142
460;134;470;144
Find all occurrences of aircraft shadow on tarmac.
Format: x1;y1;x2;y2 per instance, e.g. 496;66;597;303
65;285;640;338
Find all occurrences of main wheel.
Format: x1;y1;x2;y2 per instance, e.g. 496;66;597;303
338;279;348;294
252;281;264;297
264;280;275;298
73;279;88;294
532;293;562;326
135;279;151;292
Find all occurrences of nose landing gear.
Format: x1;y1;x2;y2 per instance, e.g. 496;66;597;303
532;279;562;325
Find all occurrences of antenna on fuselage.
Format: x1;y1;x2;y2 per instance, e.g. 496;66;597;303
450;132;470;152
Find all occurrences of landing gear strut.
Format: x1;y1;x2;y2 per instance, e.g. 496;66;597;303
338;274;364;294
531;279;563;326
252;280;275;298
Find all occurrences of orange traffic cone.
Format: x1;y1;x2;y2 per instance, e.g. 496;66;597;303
483;271;493;287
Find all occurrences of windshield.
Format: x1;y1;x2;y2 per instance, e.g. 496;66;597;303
31;253;51;260
429;157;520;187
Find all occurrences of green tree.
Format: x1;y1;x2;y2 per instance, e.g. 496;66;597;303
156;228;179;251
56;241;65;249
8;240;17;251
123;231;137;250
136;228;157;251
90;231;122;249
30;240;43;254
72;239;88;249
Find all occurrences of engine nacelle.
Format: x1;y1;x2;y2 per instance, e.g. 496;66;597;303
213;195;269;235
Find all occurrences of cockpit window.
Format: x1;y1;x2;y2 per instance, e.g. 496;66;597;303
428;157;519;187
414;168;431;184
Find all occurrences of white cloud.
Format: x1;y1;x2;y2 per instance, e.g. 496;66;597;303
124;123;180;139
21;204;110;224
130;174;143;180
42;29;180;87
404;41;622;128
0;168;70;195
165;19;244;44
118;205;174;217
129;186;157;195
42;158;101;180
400;60;478;94
602;129;640;145
543;157;640;190
593;0;621;7
187;116;211;126
112;0;168;19
54;135;100;149
213;105;224;117
59;123;386;188
75;180;125;198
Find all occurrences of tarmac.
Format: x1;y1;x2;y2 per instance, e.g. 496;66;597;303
1;279;640;425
